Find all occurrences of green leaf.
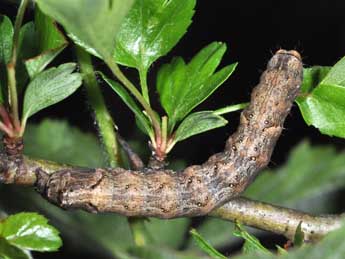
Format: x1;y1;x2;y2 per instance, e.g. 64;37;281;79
0;212;62;251
22;63;82;124
16;22;37;92
100;72;153;137
130;245;207;259
114;0;196;70
145;218;190;249
190;228;227;259
233;222;271;255
157;42;237;129
36;0;134;60
293;222;304;247
191;141;345;249
245;141;345;208
0;238;29;259
321;56;345;86
18;22;37;61
296;83;345;137
173;111;228;143
24;119;105;167
156;57;187;121
233;223;345;259
0;15;13;104
300;66;331;93
24;6;68;79
297;61;345;138
0;15;13;65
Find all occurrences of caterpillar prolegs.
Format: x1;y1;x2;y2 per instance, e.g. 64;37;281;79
35;50;303;219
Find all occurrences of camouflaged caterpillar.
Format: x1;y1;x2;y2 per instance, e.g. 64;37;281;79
36;50;303;219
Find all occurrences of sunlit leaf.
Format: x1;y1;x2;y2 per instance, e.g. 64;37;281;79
114;0;196;70
0;212;62;251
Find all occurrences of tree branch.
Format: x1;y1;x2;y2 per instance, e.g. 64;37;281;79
211;197;344;242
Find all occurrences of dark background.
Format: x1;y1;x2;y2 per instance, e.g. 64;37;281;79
1;0;345;258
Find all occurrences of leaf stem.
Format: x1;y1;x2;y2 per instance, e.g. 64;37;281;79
139;67;150;105
213;102;249;116
127;217;152;247
105;58;161;137
76;47;120;167
7;0;29;133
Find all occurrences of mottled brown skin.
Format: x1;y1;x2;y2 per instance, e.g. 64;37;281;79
32;50;303;219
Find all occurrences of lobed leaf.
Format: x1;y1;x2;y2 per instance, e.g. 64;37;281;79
297;61;345;138
0;212;62;251
22;63;82;124
297;83;345;137
300;66;331;93
321;56;345;86
157;42;237;130
114;0;196;70
36;0;134;60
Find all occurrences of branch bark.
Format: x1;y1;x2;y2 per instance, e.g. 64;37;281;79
211;198;344;242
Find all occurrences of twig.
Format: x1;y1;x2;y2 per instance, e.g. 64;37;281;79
117;134;144;170
211;197;344;242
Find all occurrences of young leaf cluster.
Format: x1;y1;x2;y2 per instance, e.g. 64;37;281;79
0;5;82;137
36;0;243;158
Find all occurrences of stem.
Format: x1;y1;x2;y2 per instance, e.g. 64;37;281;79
211;197;344;242
127;217;152;247
0;121;14;137
7;0;29;132
105;58;161;137
161;116;168;152
76;47;120;167
139;67;150;105
213;102;249;116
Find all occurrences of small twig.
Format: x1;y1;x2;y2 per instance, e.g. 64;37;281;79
117;134;144;170
211;197;344;242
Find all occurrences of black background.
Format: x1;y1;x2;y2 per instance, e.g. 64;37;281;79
1;0;345;258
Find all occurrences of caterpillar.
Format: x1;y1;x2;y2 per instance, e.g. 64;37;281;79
35;50;303;219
